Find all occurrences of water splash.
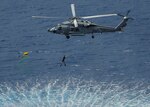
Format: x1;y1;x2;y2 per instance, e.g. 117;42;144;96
0;79;150;107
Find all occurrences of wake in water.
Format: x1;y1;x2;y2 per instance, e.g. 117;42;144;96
0;78;150;107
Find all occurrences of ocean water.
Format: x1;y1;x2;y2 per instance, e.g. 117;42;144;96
0;0;150;107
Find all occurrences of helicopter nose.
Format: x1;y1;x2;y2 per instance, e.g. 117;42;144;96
48;27;56;33
48;28;51;32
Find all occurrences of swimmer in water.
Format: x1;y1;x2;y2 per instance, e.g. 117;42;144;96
60;55;66;66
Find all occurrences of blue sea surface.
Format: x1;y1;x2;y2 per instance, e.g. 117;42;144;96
0;0;150;106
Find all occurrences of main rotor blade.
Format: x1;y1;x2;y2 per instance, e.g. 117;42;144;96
73;19;78;27
117;14;124;17
32;16;65;19
71;4;76;17
81;14;117;19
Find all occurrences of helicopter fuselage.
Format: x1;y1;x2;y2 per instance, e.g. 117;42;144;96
33;4;132;39
48;18;118;37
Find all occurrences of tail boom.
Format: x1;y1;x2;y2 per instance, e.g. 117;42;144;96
115;17;129;31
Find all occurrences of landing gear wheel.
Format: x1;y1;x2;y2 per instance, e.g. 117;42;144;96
92;35;94;39
66;36;70;39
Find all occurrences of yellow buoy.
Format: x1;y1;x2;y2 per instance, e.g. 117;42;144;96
23;52;29;56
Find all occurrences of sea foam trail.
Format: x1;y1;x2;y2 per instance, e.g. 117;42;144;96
0;79;150;107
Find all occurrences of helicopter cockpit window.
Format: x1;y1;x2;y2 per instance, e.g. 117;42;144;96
57;24;62;30
58;27;62;30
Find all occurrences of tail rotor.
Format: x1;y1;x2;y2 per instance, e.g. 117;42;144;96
117;10;134;20
115;10;134;31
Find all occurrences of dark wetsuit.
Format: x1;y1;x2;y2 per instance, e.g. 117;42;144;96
60;55;66;66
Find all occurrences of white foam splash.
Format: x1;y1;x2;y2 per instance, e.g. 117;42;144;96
0;79;150;107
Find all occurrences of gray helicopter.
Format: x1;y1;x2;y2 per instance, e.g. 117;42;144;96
32;4;133;39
